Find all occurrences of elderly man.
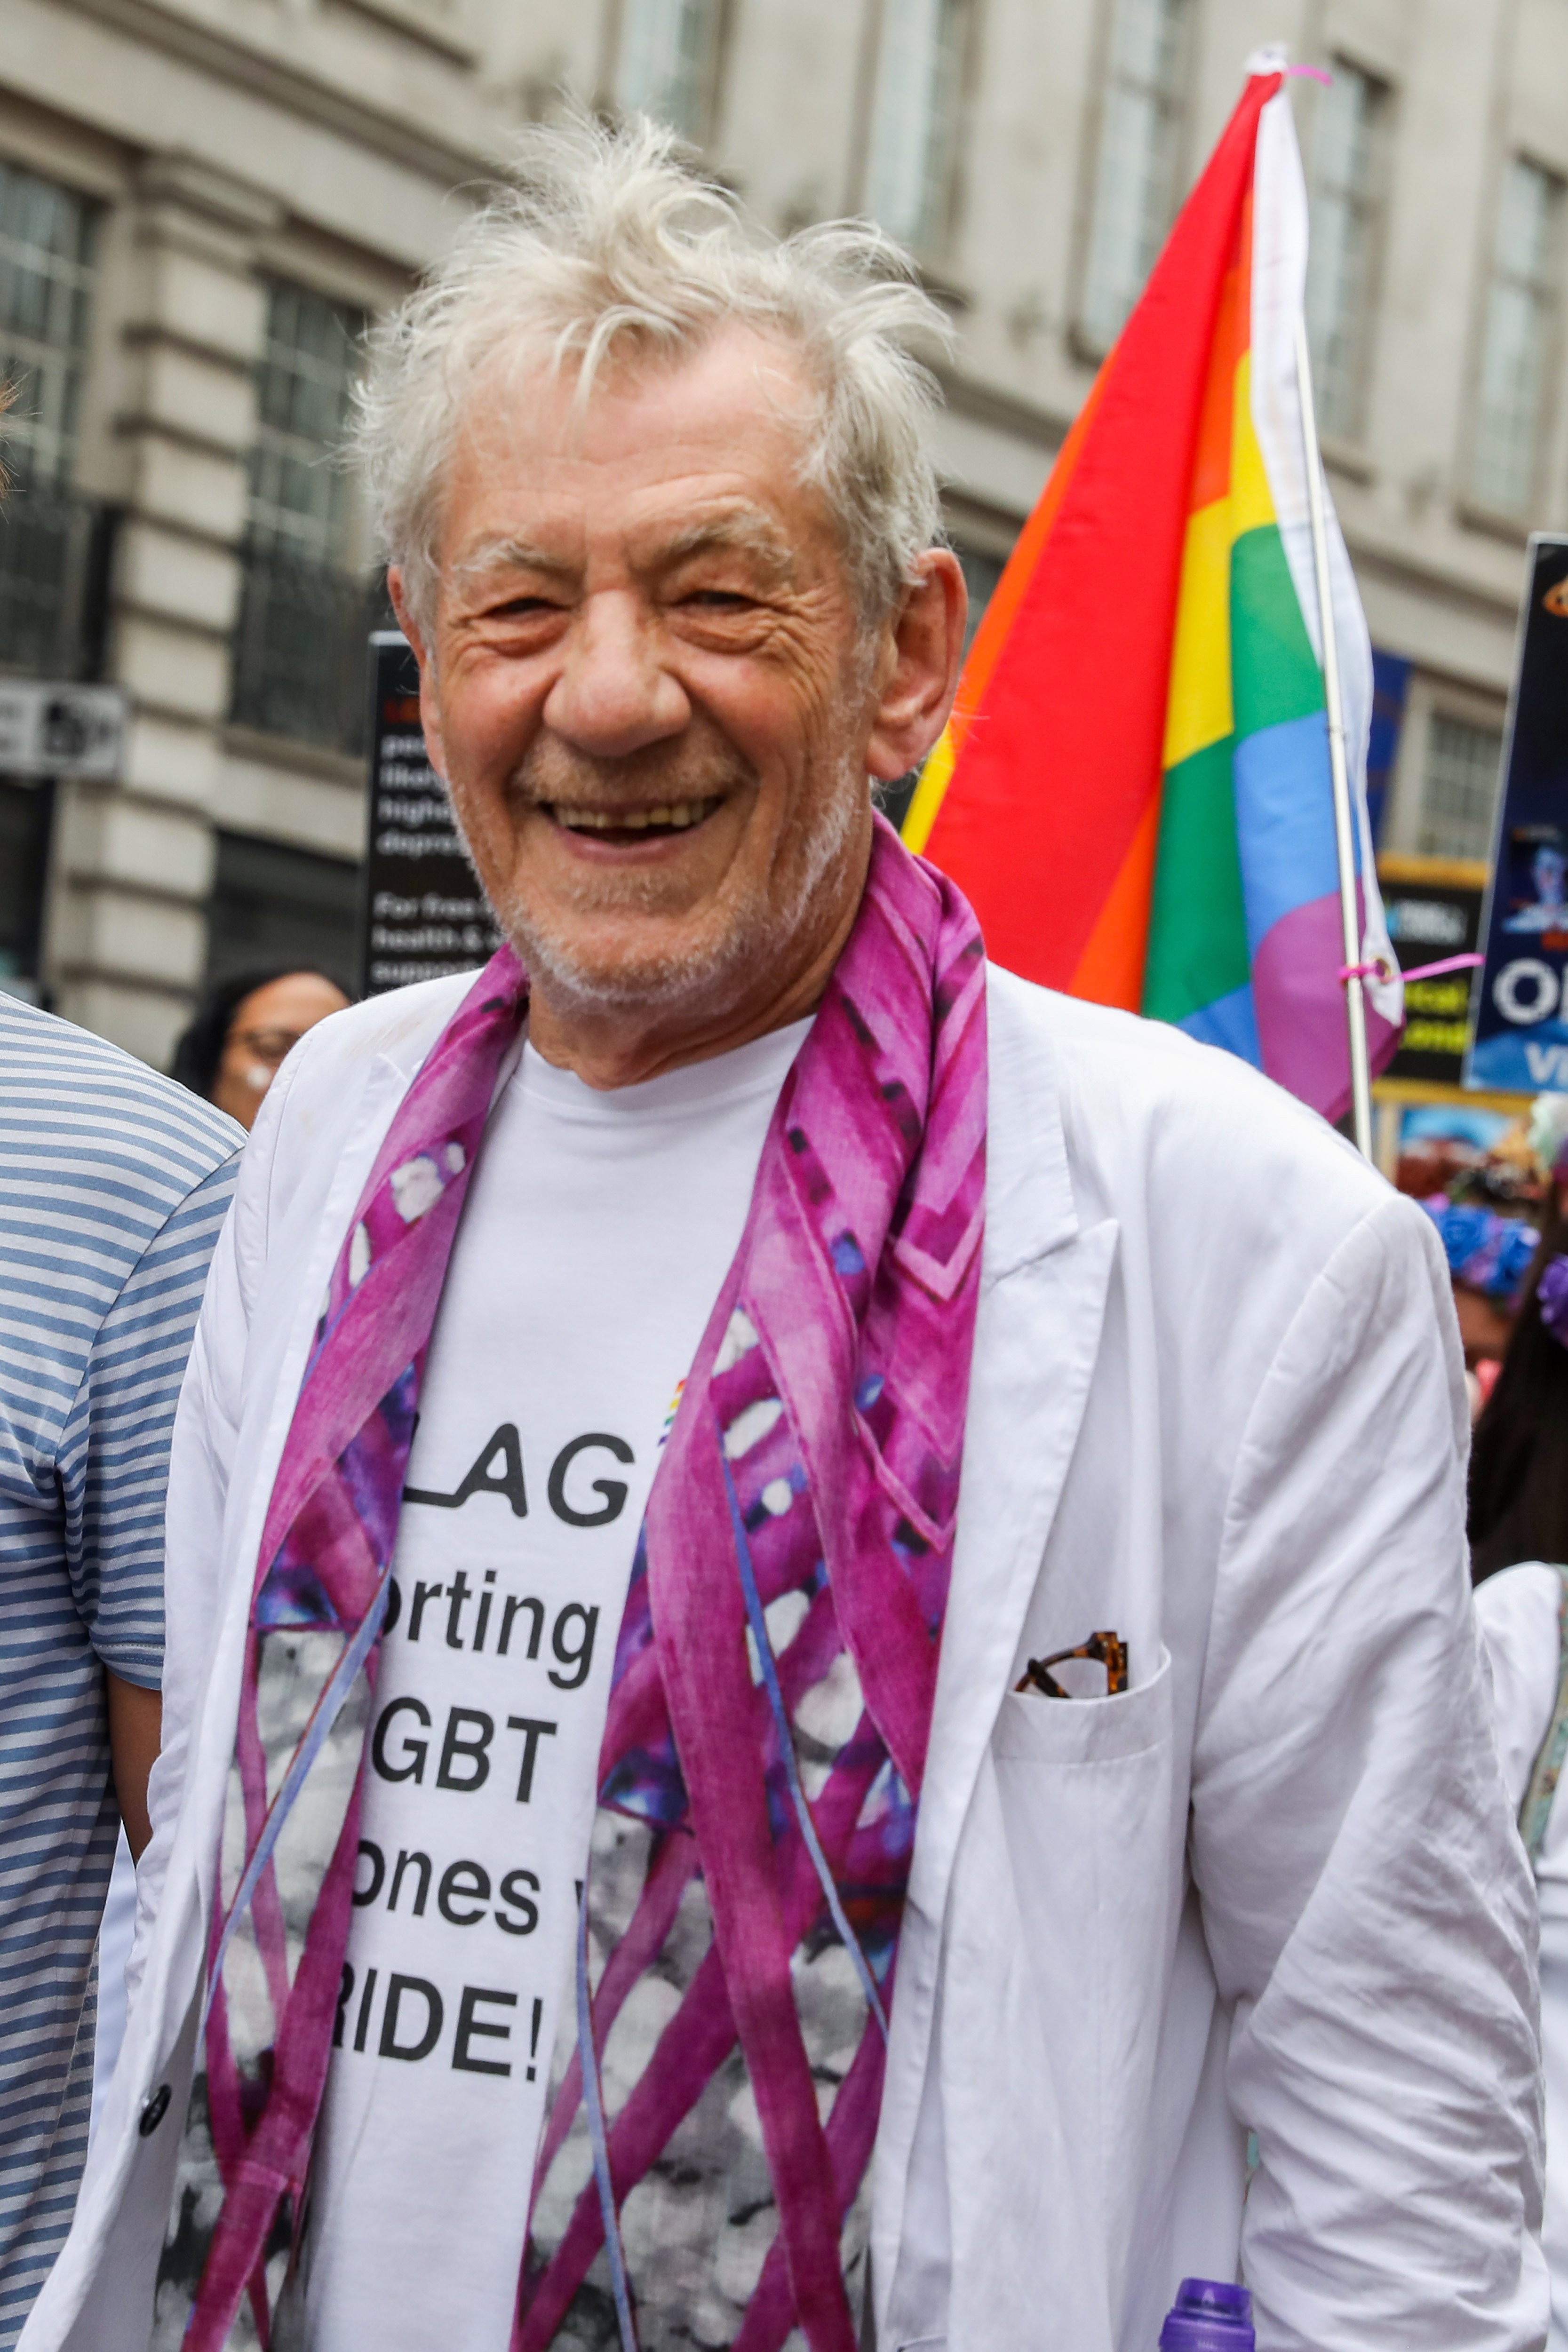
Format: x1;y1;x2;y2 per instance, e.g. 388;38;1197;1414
26;122;1542;2352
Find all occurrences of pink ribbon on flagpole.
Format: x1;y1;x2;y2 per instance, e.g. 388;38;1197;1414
1340;952;1485;985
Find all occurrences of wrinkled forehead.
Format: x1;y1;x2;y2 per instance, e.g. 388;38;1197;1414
438;323;840;583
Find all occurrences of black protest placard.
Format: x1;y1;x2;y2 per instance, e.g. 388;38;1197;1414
1377;858;1486;1087
1467;535;1568;1092
359;632;501;997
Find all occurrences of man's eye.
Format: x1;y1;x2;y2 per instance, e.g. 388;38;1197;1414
487;595;560;620
683;589;753;611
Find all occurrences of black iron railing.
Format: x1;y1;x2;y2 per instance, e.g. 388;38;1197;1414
0;482;117;680
230;543;390;756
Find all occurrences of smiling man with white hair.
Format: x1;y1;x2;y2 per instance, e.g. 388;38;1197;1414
23;120;1544;2352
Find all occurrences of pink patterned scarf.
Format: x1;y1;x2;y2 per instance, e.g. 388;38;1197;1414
153;817;987;2351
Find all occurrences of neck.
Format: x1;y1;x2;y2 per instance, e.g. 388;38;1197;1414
526;857;870;1092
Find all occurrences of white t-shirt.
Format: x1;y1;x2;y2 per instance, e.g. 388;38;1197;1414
1475;1561;1568;2351
303;1017;811;2350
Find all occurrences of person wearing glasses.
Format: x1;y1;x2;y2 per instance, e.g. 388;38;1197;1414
169;967;352;1132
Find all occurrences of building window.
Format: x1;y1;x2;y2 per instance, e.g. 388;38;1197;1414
615;0;724;141
206;831;360;989
0;779;54;1001
1471;157;1564;518
863;0;969;255
231;280;383;754
1080;0;1191;352
0;158;96;487
1418;713;1504;861
1305;63;1390;443
0;159;109;682
247;280;361;569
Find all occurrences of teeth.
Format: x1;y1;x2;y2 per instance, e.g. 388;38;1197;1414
554;798;716;833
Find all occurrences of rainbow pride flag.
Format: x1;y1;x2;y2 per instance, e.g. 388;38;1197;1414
906;53;1401;1120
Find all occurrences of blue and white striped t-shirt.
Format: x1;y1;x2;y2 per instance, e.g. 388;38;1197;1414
0;996;239;2347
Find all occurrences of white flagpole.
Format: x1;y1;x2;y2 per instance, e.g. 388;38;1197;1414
1293;310;1373;1159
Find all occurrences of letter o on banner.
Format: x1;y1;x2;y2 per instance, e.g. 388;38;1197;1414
1495;957;1562;1026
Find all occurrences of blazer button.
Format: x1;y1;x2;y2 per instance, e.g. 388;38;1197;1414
138;2084;172;2137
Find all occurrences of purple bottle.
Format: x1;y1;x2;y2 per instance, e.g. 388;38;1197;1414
1158;2278;1255;2351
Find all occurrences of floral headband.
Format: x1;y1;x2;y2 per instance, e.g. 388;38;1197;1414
1422;1195;1568;1349
1422;1198;1540;1304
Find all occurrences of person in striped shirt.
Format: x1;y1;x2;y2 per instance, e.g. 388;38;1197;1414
0;993;240;2346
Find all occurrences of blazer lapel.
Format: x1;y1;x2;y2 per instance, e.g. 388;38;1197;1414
145;1048;419;2037
872;970;1120;2307
156;993;515;2034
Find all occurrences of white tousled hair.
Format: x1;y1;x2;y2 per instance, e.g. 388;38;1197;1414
352;115;954;631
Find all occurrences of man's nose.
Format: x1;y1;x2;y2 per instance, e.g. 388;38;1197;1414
542;591;689;759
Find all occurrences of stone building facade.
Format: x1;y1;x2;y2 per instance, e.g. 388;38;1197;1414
1;0;1564;1064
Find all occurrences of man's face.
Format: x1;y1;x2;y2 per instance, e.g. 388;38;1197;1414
398;329;903;1030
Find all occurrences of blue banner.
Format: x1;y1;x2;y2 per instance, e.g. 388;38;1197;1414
1466;535;1568;1093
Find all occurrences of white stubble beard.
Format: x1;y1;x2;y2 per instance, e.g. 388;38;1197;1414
467;748;868;1025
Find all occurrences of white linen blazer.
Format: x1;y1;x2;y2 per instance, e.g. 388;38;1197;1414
22;965;1546;2352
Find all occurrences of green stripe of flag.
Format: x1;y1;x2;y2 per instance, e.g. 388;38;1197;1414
1230;525;1322;740
1142;520;1324;1027
1141;733;1249;1023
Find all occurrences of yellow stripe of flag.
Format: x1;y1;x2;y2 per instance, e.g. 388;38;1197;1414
1159;350;1278;776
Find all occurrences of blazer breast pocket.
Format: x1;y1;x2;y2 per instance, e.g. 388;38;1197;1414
989;1647;1178;2232
992;1641;1173;1765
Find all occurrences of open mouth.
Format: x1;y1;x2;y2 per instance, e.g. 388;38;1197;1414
549;795;724;845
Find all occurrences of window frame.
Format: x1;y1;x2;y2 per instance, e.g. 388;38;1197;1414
610;0;730;147
859;0;978;263
246;277;367;572
1416;705;1507;864
205;828;361;990
0;155;99;489
1465;151;1567;526
1304;57;1394;450
0;776;56;1001
1073;0;1194;362
231;277;383;755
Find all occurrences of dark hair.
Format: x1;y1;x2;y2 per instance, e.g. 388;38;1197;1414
1470;1190;1568;1581
168;966;351;1103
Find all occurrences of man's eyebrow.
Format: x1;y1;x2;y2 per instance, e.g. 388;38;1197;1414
448;511;801;592
654;513;799;586
452;535;574;588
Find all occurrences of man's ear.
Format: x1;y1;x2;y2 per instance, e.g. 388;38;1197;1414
864;548;967;785
388;566;448;781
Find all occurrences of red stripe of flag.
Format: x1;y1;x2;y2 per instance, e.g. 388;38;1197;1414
920;68;1282;1003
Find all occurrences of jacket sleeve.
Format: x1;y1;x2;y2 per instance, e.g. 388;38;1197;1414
1474;1562;1562;1817
129;1057;301;1997
1190;1192;1547;2351
64;1151;239;1692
